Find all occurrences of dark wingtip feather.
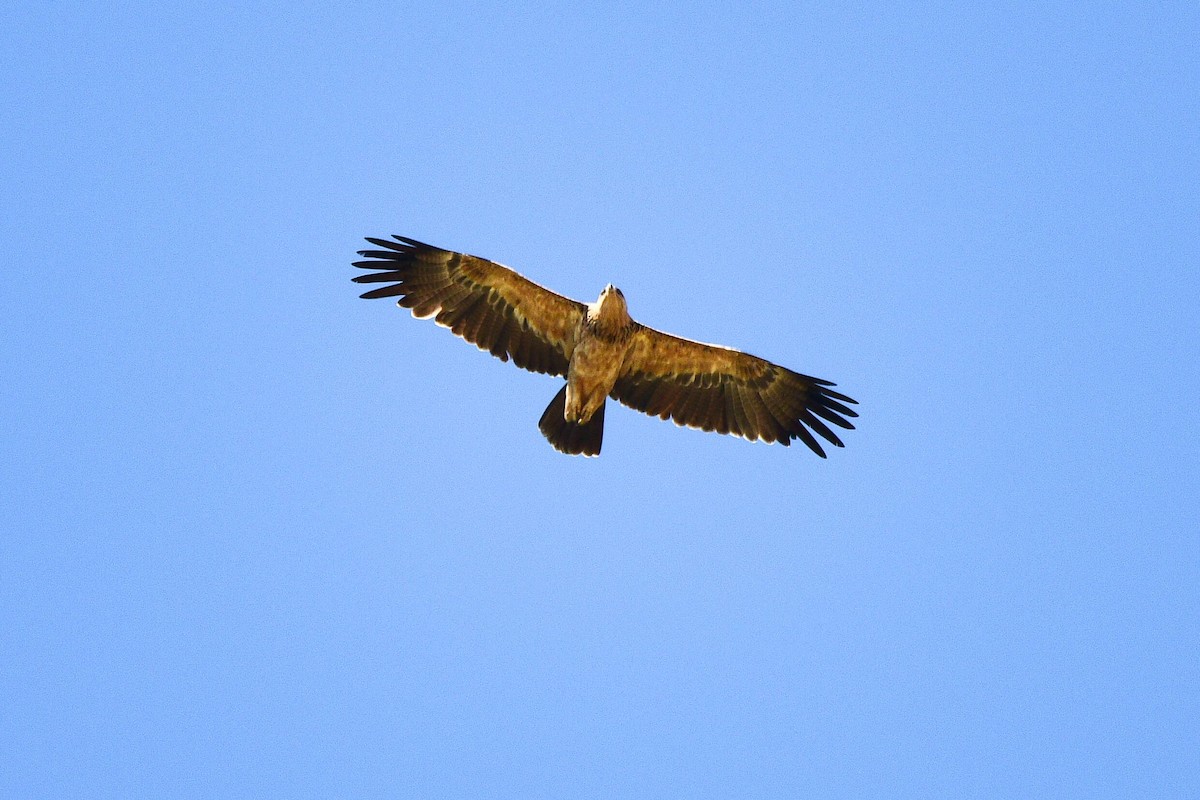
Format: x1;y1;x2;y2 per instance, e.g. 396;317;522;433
783;412;827;456
358;285;408;300
824;388;858;405
352;270;406;284
363;236;411;251
393;235;439;249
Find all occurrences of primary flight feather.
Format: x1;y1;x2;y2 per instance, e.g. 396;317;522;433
353;235;857;457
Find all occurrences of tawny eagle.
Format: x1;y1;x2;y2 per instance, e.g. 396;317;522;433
353;235;857;457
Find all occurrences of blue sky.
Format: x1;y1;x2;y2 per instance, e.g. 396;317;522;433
3;2;1197;797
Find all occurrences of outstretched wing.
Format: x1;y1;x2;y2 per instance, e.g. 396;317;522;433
611;326;858;457
353;236;586;377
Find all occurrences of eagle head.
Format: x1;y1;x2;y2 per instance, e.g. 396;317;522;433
599;283;625;308
588;284;630;329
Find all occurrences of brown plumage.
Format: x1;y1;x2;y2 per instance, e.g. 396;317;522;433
353;235;858;457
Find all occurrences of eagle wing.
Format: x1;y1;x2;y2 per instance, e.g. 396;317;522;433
611;326;858;457
353;236;586;377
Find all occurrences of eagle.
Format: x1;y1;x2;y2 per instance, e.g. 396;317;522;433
353;235;857;457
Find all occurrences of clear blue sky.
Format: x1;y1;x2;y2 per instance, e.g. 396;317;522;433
3;2;1197;797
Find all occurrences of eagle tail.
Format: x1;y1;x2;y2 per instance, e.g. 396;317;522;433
538;384;604;457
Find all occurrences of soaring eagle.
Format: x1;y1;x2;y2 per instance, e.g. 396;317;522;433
353;236;857;457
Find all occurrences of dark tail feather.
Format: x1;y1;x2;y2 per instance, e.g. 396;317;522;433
538;385;604;457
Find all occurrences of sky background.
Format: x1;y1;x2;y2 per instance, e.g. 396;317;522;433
3;2;1198;797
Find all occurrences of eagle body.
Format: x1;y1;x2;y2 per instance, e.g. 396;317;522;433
353;235;857;457
566;287;634;425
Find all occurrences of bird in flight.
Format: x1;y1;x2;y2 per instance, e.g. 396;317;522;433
353;235;857;457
